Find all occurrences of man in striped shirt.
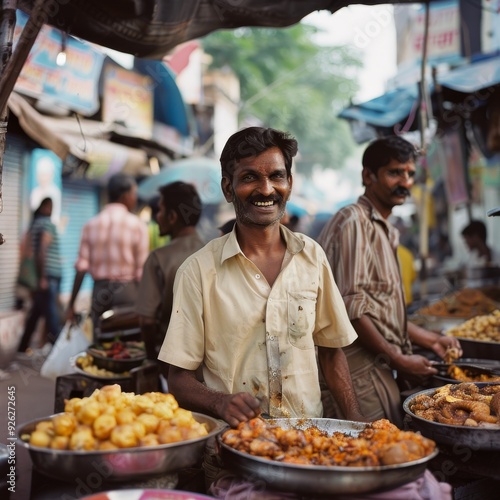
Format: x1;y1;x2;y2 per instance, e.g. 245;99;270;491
65;173;149;339
317;136;462;427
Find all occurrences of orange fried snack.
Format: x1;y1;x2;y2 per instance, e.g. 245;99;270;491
221;418;435;467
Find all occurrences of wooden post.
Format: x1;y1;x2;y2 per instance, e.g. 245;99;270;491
418;3;430;300
0;0;18;217
0;0;45;218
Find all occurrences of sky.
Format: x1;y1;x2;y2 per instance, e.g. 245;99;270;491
303;5;398;103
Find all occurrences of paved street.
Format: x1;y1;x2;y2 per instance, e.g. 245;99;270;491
1;351;55;500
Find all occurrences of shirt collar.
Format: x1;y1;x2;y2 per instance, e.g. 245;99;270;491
221;223;305;264
358;195;399;246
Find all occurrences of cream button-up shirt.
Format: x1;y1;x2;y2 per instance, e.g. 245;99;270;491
158;225;357;418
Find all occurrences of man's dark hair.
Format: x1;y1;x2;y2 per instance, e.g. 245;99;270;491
158;181;202;227
219;127;298;179
362;136;419;174
461;220;487;242
107;173;136;202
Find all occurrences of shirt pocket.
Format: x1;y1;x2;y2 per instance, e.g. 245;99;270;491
287;291;316;349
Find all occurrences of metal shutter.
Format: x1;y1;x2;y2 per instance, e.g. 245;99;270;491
60;180;99;296
0;136;24;311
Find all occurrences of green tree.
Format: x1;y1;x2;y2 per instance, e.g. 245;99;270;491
202;24;362;175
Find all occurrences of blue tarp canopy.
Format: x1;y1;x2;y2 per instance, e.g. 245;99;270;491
438;56;500;93
134;59;191;137
338;85;419;129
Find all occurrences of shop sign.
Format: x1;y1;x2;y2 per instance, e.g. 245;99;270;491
102;63;154;138
396;1;461;67
13;11;104;116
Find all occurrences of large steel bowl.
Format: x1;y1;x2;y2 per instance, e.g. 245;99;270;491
403;385;500;451
430;358;500;387
218;418;438;495
449;337;500;361
17;412;223;482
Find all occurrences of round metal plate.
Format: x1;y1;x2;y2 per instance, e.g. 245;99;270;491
403;385;500;451
218;418;438;495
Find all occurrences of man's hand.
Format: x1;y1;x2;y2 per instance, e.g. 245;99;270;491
431;335;463;360
394;353;437;385
215;392;261;428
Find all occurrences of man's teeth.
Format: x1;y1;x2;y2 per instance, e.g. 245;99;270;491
254;201;274;206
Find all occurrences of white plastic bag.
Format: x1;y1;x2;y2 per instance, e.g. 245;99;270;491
40;322;90;380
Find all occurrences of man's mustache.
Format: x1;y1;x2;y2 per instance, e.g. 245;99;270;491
392;187;411;197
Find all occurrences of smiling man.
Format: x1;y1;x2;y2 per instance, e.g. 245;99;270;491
158;127;363;435
317;136;462;427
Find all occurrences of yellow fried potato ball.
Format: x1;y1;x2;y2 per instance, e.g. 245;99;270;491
139;434;160;447
77;400;103;426
171;408;195;427
98;440;119;450
35;420;54;435
50;435;69;450
110;424;138;448
30;430;52;448
64;397;84;414
131;421;146;440
93;414;117;440
116;409;136;425
69;426;96;451
153;403;174;420
136;413;159;434
96;384;122;403
131;395;155;415
52;414;77;437
158;426;183;444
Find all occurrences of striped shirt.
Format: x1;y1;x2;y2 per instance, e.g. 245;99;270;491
31;216;62;278
317;195;411;354
75;203;149;282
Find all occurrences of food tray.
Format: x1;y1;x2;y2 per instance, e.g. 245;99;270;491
431;358;500;387
17;412;223;482
87;342;146;373
403;385;500;451
71;352;132;380
218;418;438;495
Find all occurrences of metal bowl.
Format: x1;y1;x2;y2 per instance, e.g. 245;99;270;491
450;337;500;361
17;412;223;482
71;352;132;380
410;314;465;334
430;358;500;387
87;342;147;373
403;385;500;451
217;418;438;495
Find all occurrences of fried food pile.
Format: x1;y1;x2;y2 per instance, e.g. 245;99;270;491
414;289;498;318
445;309;500;343
446;365;500;383
23;384;208;451
441;346;500;382
76;353;129;378
409;383;500;427
221;418;435;467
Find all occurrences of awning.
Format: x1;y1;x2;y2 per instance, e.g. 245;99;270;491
438;56;500;93
338;85;420;129
8;92;151;181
